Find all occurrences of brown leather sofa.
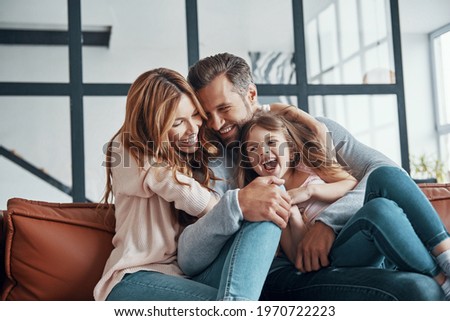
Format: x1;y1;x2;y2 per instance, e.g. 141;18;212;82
0;199;115;300
1;183;450;301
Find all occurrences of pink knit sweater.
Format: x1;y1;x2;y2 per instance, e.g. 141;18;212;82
93;136;213;300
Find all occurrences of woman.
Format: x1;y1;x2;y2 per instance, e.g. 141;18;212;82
93;68;281;301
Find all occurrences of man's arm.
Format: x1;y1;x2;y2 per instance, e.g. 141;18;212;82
177;189;243;276
177;176;291;276
315;116;399;232
270;103;329;145
295;116;400;272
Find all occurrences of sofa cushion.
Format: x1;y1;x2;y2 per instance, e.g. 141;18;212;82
1;198;115;301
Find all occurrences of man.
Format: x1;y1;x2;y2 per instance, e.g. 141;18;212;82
178;52;444;300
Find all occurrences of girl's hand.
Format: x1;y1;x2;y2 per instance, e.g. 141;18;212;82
288;186;312;205
281;205;307;264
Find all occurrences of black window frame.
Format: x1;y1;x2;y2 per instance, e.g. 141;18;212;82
0;0;409;202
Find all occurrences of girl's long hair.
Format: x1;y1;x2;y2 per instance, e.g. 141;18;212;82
100;68;217;226
237;111;346;187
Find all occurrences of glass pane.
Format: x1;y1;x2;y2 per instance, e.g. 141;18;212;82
306;20;321;78
363;42;395;83
198;0;295;84
339;0;359;59
81;0;188;83
318;3;339;72
308;94;401;165
0;158;72;210
0;0;68;82
0;158;72;209
433;29;450;126
258;95;298;107
361;0;388;47
304;0;395;84
0;97;72;207
84;97;126;202
343;56;363;83
439;134;450;182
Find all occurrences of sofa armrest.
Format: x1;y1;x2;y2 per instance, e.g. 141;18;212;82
1;198;115;301
419;183;450;231
0;210;5;291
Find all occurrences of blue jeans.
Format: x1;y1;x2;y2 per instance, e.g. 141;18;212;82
106;221;280;300
261;166;448;301
330;166;449;276
262;260;444;300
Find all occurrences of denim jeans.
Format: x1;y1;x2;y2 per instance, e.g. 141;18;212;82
193;221;281;300
106;221;280;301
330;166;449;276
262;259;444;300
106;270;217;300
261;166;447;301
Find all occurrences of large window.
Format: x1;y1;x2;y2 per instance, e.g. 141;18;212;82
0;0;410;206
303;0;401;165
304;0;395;85
310;94;400;163
431;23;450;181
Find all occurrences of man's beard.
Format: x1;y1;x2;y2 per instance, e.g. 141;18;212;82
223;99;254;148
205;126;240;150
207;99;255;150
222;123;242;149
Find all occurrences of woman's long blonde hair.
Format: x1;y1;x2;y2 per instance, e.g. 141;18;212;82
237;112;346;187
101;68;217;226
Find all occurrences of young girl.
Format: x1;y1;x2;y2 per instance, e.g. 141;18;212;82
93;68;281;301
238;111;450;300
237;111;358;266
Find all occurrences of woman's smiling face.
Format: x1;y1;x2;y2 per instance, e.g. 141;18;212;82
168;94;203;154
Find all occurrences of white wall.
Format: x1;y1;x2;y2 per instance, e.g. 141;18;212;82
399;0;450;163
402;33;439;157
0;0;188;208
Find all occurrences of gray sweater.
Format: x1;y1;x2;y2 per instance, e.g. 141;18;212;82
177;117;399;275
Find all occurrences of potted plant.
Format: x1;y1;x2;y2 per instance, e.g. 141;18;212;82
410;154;446;183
